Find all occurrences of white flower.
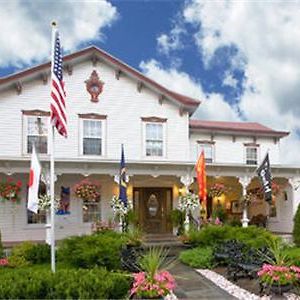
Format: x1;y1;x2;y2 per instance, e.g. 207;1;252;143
38;194;60;211
110;195;133;218
178;192;199;212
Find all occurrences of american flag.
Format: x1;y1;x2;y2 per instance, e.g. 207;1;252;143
50;30;67;137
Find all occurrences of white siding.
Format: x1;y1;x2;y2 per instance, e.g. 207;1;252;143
0;61;189;161
189;132;281;164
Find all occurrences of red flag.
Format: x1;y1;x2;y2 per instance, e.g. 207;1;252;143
50;28;67;137
195;150;207;204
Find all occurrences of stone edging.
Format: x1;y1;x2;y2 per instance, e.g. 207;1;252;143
196;269;300;300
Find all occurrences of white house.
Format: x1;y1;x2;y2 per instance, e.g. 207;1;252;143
0;46;299;245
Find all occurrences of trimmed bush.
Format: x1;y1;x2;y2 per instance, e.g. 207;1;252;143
293;204;300;246
179;247;214;268
187;225;278;248
8;242;50;266
57;231;126;270
0;266;130;299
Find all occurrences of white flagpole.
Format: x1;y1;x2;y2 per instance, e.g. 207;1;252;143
50;21;57;273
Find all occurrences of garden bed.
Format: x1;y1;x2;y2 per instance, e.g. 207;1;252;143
198;268;300;300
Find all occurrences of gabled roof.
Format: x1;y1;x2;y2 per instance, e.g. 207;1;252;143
0;46;200;114
189;119;289;138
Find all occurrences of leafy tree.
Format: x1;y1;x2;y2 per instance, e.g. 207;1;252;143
293;204;300;246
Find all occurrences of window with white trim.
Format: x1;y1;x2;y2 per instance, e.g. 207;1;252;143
83;199;101;223
145;123;164;157
25;116;48;154
82;119;102;155
246;146;258;165
197;143;214;163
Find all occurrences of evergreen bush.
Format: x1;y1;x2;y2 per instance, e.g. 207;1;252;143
187;225;278;248
0;266;130;299
57;231;126;270
179;247;214;268
293;204;300;246
8;242;50;266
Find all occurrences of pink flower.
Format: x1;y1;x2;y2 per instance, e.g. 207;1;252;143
0;258;8;266
273;276;280;281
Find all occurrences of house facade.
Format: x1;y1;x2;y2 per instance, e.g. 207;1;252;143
0;46;299;245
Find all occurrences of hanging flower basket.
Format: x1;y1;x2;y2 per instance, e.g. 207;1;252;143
208;183;228;198
178;192;199;212
0;178;22;202
74;179;100;202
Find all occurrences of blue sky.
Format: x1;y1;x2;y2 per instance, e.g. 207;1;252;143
0;0;299;164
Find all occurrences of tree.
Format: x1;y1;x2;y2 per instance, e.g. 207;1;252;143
293;204;300;246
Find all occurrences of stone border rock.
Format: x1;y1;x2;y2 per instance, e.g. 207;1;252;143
196;269;300;300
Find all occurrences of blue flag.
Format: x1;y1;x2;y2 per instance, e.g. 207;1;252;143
119;144;127;206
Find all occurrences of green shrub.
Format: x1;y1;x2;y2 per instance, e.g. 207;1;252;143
187;225;278;248
170;209;185;235
8;242;50;266
283;247;300;266
293;204;300;246
57;231;126;270
0;266;130;299
179;247;214;268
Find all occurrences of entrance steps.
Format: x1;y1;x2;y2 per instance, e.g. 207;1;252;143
143;234;189;257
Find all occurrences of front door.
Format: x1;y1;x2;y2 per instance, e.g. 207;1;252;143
133;188;172;234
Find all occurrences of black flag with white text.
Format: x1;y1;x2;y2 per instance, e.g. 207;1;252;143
256;153;272;203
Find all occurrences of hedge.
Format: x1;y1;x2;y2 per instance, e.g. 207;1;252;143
57;231;126;270
179;247;214;269
293;204;300;246
187;225;278;248
0;266;130;299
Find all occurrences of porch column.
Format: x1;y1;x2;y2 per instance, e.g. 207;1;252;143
288;177;300;216
238;176;252;228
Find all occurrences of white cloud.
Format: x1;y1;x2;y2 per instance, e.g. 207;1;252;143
140;59;240;121
0;0;118;68
178;0;300;164
223;71;238;88
157;25;185;55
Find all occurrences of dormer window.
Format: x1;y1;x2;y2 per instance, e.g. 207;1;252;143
245;144;259;165
197;141;214;163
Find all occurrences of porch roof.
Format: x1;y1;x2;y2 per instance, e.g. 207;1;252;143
0;156;299;178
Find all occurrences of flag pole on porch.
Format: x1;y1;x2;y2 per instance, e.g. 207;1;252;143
50;21;68;272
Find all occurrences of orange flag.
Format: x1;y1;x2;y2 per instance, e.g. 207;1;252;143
195;150;207;205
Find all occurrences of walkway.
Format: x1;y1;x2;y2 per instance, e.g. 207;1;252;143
169;263;236;299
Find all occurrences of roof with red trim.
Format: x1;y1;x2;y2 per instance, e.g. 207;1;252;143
0;46;200;113
189;119;289;138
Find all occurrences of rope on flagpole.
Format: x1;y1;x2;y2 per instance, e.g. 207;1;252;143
50;21;57;273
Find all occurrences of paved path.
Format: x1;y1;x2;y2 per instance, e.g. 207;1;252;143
169;263;236;299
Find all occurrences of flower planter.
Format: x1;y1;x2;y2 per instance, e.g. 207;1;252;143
269;283;293;295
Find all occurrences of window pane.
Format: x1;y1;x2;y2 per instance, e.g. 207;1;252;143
28;117;48;135
198;144;213;163
83;120;101;138
246;147;257;165
83;201;101;223
145;123;163;156
27;136;47;154
83;138;102;155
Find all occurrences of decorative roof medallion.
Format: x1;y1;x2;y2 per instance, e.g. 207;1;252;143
85;70;104;102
